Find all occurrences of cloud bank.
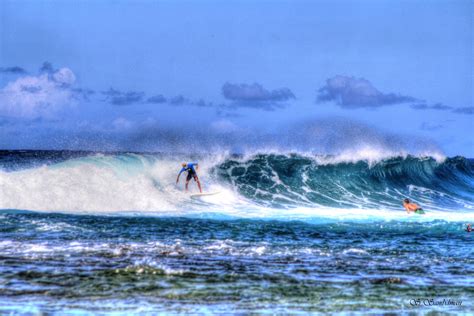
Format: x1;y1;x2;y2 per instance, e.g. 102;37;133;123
0;64;77;119
0;66;27;74
411;103;473;115
317;75;417;108
452;107;474;115
221;82;295;111
102;88;145;106
222;82;295;102
410;103;452;111
147;94;167;104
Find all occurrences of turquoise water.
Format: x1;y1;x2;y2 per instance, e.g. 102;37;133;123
0;212;472;314
0;150;473;313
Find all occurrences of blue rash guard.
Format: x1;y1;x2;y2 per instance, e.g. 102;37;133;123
179;162;199;180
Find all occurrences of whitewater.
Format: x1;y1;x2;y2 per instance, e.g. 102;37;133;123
1;149;473;221
1;149;473;314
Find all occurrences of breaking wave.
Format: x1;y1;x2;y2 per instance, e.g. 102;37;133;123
0;150;473;221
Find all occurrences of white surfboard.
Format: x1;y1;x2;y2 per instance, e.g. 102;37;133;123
190;191;221;199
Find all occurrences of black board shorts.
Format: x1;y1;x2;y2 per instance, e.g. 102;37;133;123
414;208;425;214
186;169;197;181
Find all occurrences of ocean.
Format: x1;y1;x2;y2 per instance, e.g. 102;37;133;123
0;150;473;313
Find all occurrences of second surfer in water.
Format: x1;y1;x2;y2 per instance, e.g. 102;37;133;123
176;162;202;193
403;198;424;214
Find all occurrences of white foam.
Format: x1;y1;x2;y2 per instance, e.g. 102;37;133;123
1;163;173;212
321;147;445;166
343;248;369;255
239;145;446;166
0;153;471;222
0;154;238;214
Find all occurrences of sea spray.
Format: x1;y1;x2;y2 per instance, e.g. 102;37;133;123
1;151;473;220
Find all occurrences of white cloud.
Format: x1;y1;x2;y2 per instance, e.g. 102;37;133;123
317;75;416;108
52;68;76;86
0;68;76;119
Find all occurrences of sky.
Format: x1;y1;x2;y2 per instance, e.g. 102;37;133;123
0;0;472;156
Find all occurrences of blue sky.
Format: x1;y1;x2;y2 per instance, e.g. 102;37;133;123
0;0;472;156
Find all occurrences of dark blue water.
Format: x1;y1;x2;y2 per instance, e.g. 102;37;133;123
0;150;473;313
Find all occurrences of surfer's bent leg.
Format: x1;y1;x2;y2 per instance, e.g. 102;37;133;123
185;172;193;192
194;175;202;193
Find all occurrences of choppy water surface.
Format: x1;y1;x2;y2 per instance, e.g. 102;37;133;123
0;212;472;314
1;150;473;313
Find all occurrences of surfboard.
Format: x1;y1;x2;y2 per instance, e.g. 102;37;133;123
190;191;221;198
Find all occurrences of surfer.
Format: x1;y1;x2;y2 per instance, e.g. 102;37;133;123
466;224;472;232
176;162;202;193
403;198;424;214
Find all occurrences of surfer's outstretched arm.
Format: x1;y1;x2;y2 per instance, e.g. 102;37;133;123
176;168;185;184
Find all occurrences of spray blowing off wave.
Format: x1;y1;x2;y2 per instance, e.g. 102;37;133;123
0;152;240;214
216;154;474;211
0;150;473;218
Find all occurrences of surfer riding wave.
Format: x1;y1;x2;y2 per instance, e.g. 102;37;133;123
176;162;202;193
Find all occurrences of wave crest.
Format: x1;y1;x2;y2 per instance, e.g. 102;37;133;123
1;151;473;216
215;154;474;210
